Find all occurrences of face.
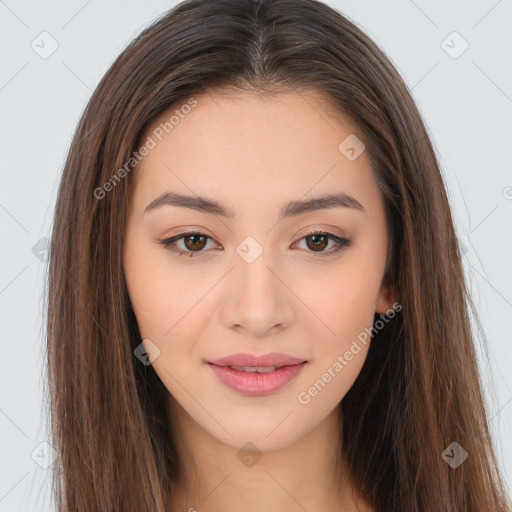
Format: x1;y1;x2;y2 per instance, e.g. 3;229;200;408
123;89;394;452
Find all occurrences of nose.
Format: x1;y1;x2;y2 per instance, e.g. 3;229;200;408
221;250;294;337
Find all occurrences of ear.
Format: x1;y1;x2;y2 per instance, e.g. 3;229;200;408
375;280;397;315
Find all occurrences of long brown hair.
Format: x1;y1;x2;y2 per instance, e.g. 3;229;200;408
44;0;511;510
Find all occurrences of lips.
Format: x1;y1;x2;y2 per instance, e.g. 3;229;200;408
206;352;308;396
207;352;307;368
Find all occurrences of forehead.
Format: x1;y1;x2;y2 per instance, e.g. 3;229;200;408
142;88;360;162
132;89;381;217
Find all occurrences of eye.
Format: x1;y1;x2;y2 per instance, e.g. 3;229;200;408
158;230;351;258
293;230;351;256
158;231;220;258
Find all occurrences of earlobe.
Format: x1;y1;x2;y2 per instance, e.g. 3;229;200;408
375;282;396;315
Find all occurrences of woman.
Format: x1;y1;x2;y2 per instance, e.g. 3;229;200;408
45;0;511;510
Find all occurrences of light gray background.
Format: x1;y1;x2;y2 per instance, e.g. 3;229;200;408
1;0;511;510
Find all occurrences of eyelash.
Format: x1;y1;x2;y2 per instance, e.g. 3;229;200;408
158;230;351;258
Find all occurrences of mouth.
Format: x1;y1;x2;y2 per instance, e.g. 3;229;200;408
205;353;308;396
223;365;288;373
206;352;307;368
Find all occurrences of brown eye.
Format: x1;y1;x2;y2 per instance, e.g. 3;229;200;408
159;232;218;258
295;231;352;256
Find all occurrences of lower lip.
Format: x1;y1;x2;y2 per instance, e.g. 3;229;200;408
207;362;306;396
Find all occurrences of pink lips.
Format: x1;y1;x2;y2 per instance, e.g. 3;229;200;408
206;352;307;396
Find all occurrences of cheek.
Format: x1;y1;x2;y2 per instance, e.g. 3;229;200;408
124;240;204;341
301;258;381;401
124;257;168;340
125;268;200;386
310;265;381;342
124;246;214;394
297;274;375;407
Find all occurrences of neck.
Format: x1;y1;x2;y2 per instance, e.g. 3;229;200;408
165;398;370;512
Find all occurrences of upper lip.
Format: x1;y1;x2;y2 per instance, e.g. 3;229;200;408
207;352;307;368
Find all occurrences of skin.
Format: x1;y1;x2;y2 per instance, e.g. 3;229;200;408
123;89;395;512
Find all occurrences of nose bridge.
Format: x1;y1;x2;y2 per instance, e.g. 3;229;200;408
223;235;293;335
238;246;277;297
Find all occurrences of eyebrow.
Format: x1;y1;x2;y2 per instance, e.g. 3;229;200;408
144;191;365;219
